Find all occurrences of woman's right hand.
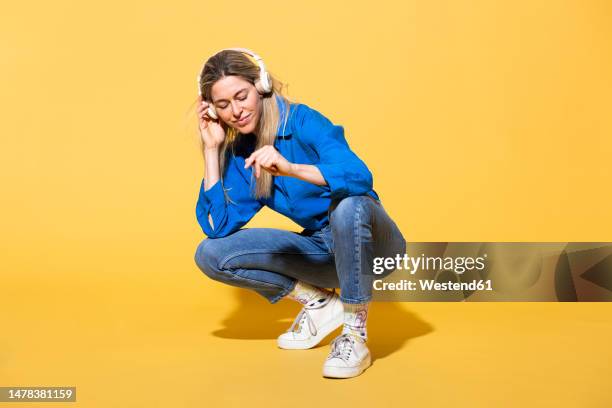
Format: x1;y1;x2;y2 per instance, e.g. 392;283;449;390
197;96;226;149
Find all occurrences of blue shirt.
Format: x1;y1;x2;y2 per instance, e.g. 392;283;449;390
196;95;380;238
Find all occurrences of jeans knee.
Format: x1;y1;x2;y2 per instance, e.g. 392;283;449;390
194;238;225;281
329;195;372;233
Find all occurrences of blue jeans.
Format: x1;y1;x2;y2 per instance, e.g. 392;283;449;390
194;195;406;304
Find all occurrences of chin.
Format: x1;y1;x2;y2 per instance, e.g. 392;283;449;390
239;121;257;135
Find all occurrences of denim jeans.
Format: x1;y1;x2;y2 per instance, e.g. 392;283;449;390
194;195;406;304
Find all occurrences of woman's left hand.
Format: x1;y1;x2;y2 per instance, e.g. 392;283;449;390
244;145;295;178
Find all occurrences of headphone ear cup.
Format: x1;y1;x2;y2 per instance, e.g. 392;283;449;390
254;79;266;95
207;105;218;120
255;73;273;95
263;72;272;93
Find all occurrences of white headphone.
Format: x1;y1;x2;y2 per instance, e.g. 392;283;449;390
197;47;273;120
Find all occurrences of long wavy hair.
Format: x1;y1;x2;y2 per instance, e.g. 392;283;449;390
196;50;293;201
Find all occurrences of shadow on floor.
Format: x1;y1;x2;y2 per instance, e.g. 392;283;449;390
211;287;434;361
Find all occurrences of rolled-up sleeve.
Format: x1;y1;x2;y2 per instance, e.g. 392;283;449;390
195;155;263;238
297;105;373;199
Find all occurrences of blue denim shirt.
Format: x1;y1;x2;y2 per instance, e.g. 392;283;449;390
196;95;380;238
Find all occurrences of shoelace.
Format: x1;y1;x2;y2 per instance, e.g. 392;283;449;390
287;289;336;336
288;308;318;336
327;334;359;361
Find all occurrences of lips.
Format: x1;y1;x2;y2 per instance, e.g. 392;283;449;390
237;114;251;126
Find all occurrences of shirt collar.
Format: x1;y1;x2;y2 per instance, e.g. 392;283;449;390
276;94;293;138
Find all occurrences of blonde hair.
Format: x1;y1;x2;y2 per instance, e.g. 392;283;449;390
196;50;293;201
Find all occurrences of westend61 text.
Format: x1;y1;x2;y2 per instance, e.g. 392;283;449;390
373;279;494;291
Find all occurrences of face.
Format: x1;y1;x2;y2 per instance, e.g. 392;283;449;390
210;75;262;134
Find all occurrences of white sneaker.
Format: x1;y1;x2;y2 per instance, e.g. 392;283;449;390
277;290;344;350
322;333;371;378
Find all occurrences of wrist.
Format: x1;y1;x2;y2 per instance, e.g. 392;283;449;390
288;162;300;177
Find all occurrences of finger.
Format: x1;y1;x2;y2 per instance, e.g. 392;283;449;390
263;156;278;170
245;145;273;169
256;147;275;162
246;155;256;172
258;152;274;168
255;159;261;178
265;151;283;169
198;102;211;118
244;149;263;169
200;120;209;129
200;107;211;120
198;110;209;123
255;151;277;173
263;162;278;174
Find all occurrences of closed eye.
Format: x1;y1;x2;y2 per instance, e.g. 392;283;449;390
214;89;248;108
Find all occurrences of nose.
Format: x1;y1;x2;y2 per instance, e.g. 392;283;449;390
230;100;242;118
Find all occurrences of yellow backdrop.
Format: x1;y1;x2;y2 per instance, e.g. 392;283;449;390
1;0;610;406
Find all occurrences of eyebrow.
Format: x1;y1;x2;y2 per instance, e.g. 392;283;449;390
212;88;248;104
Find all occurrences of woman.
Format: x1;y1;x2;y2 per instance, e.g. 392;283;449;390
193;48;406;379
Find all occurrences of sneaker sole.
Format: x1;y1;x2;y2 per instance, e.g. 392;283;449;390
322;353;372;379
277;312;344;350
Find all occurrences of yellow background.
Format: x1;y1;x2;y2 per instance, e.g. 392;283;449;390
1;0;611;406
